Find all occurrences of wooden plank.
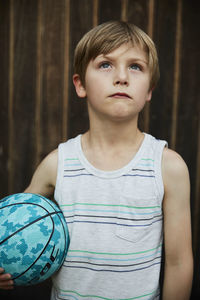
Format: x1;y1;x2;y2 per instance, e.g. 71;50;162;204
121;0;128;22
175;6;200;298
0;0;10;198
191;123;200;291
193;115;200;255
176;0;200;191
8;0;14;194
35;0;43;166
170;0;182;149
127;0;152;132
8;0;38;193
149;0;177;141
176;0;200;163
67;0;93;139
127;0;149;30
0;3;52;298
192;120;200;299
98;0;121;23
62;0;70;141
40;0;66;156
93;0;99;26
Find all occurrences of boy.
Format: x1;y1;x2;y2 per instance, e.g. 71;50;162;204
0;21;193;299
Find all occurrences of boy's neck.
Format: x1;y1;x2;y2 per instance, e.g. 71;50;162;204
85;127;142;147
87;112;143;144
81;124;145;171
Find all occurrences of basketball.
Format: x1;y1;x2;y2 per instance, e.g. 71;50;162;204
0;193;69;286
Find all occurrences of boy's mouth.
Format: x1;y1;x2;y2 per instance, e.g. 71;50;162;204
110;92;131;99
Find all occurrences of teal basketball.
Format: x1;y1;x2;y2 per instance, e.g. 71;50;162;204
0;193;69;285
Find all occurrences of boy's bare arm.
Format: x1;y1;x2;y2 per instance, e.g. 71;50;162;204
24;149;58;197
0;149;58;289
162;148;193;300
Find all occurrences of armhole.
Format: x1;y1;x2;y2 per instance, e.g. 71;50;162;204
54;143;64;205
154;140;168;201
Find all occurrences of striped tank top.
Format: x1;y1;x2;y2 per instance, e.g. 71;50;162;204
51;133;167;300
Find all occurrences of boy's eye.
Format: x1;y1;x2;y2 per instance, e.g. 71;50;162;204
130;64;142;71
99;62;111;69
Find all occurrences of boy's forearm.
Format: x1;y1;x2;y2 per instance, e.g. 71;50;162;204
162;262;193;300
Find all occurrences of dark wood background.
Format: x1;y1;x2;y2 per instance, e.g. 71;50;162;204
0;0;200;299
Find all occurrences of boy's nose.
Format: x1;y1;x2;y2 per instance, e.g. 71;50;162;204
113;69;129;86
114;79;128;86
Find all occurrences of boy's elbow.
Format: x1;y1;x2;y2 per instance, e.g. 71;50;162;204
165;250;193;275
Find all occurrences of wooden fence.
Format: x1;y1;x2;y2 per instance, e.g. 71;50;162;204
0;0;200;299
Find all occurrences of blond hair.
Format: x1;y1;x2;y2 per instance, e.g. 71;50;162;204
74;21;159;90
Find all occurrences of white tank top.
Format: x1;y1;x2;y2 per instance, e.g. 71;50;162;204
51;133;167;300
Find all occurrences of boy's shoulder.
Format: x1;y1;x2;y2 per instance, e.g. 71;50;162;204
43;148;58;167
24;148;58;196
162;147;189;186
36;148;58;182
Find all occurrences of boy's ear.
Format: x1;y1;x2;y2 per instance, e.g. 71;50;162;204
73;74;87;98
146;89;152;102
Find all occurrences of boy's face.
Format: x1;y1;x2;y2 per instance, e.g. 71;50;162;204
73;43;152;123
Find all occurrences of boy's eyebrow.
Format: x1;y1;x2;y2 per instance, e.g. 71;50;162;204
96;53;148;65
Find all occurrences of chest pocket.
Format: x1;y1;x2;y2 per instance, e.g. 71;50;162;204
115;196;163;243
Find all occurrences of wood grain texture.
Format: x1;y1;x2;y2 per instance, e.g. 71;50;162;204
35;0;43;166
176;3;200;297
40;0;65;156
67;0;93;139
127;0;150;132
0;0;200;298
150;0;177;142
9;0;38;192
170;0;182;149
93;0;99;26
98;0;121;23
0;0;10;197
62;0;70;141
127;0;149;30
8;0;14;193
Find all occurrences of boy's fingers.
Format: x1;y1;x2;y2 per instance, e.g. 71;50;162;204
0;283;14;290
0;267;14;290
0;274;12;281
0;277;14;290
0;279;13;285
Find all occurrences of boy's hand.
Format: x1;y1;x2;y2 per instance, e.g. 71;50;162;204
0;268;14;290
